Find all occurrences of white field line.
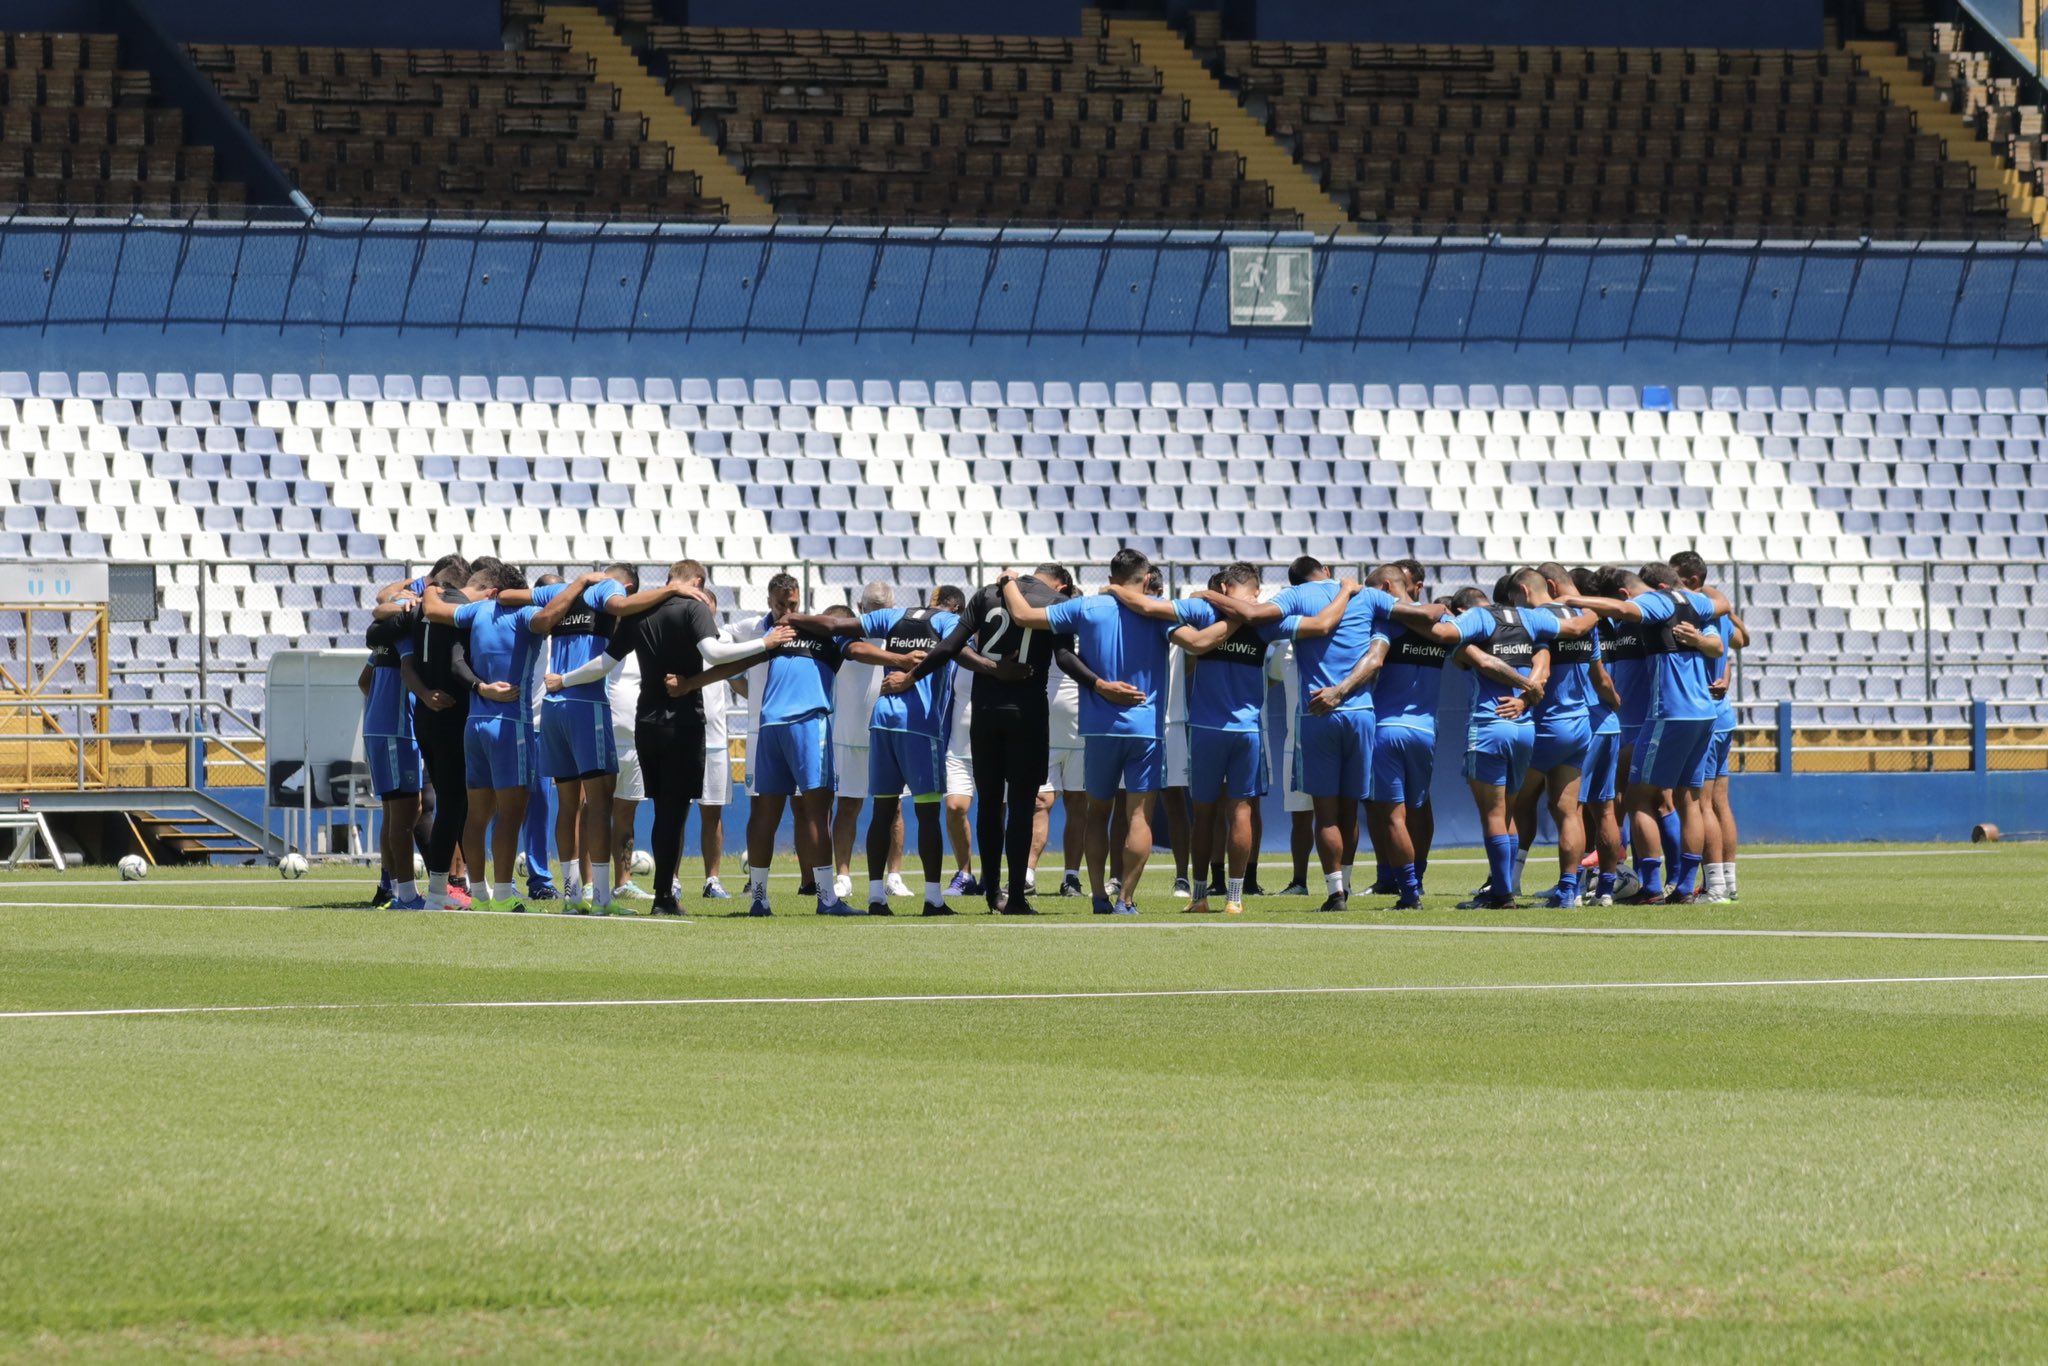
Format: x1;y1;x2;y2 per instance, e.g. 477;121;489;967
0;846;1996;890
968;921;2048;944
0;901;686;922
3;972;2045;1022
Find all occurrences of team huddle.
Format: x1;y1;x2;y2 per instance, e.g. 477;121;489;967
357;547;1747;917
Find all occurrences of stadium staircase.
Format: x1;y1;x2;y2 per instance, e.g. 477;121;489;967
25;790;279;864
1850;40;2046;233
543;5;775;223
1108;17;1348;231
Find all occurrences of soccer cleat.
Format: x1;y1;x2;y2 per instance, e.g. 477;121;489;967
1000;896;1041;916
650;898;684;917
921;902;958;917
986;890;1008;914
425;892;463;912
1621;889;1666;905
1315;893;1349;913
832;875;852;901
886;873;913;899
564;898;593;915
503;900;528;914
867;900;894;917
371;882;393;908
818;897;863;916
1456;894;1508;910
1058;873;1086;898
1111;902;1138;916
797;880;817;897
1105;877;1122;901
1391;891;1423;911
1664;889;1697;905
1367;879;1397;896
1223;901;1244;916
1699;891;1730;904
526;881;558;903
1590;893;1616;907
612;880;646;900
389;894;427;911
1552;892;1582;909
1091;894;1115;916
1278;881;1310;897
703;877;732;900
1243;876;1266;897
1172;876;1192;900
1185;898;1215;914
748;893;773;917
444;884;472;909
945;870;982;898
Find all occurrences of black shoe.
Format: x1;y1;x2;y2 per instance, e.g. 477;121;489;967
1664;888;1697;905
449;876;469;892
1622;889;1666;905
921;903;957;916
650;898;685;917
986;889;1008;914
371;884;393;908
867;900;894;916
1315;892;1349;913
1243;876;1266;897
797;880;818;897
1001;895;1040;915
526;882;558;902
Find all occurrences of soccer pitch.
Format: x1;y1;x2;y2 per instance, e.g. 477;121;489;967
3;845;2046;1362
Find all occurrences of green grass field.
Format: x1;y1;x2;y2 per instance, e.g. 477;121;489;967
3;844;2046;1362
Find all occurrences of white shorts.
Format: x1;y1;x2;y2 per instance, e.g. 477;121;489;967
701;745;731;807
1281;745;1312;813
612;729;643;801
1164;722;1190;789
834;743;870;802
1044;746;1087;794
946;748;974;799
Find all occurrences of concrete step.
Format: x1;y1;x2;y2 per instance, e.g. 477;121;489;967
1849;40;2041;233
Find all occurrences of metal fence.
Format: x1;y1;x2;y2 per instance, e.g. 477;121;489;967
4;556;2044;787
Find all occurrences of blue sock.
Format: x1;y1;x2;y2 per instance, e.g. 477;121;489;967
1657;811;1681;867
1374;860;1392;891
1636;857;1664;895
1596;871;1617;896
1485;835;1516;901
1676;853;1703;893
1414;857;1428;892
1397;862;1420;897
1556;869;1580;901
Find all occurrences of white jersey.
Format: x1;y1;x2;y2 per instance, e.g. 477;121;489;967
946;662;973;759
1048;655;1081;749
1164;642;1188;727
834;644;883;745
607;648;640;734
702;639;733;750
526;635;547;729
1266;639;1301;750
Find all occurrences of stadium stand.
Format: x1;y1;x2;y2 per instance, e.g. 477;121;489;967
1;30;242;216
1;370;2044;775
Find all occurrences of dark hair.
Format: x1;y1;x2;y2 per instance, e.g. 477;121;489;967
1639;561;1679;590
934;584;966;613
1570;566;1599;596
1493;572;1523;607
1108;547;1150;584
1367;565;1405;595
604;562;639;594
535;572;563;587
1514;567;1549;600
468;555;503;578
491;563;527;592
1668;550;1708;583
1143;568;1163;596
1286;555;1323;586
1220;561;1260;591
822;603;857;620
429;553;468;584
1207;570;1227;593
766;572;798;598
1034;563;1074;591
1450;585;1488;612
1394;557;1424;588
1536;561;1571;588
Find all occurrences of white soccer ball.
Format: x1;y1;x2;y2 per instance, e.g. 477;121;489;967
278;852;309;880
117;854;148;882
514;852;530;880
413;852;427;880
630;850;653;876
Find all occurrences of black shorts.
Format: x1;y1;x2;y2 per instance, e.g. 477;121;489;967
637;717;706;805
969;702;1049;794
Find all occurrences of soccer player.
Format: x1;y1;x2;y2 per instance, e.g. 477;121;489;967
901;563;1090;914
929;584;982;899
548;561;781;917
696;585;738;902
607;622;646;901
1188;556;1407;912
999;550;1163;914
1264;637;1313;895
1570;566;1627;907
1506;564;1605;908
1670;551;1750;902
1040;568;1090;898
379;555;476;910
360;610;425;910
1152;567;1195;901
517;574;560;905
419;562;542;912
1590;566;1656;898
781;588;965;916
830;582;906;903
1563;563;1731;904
1357;564;1442;910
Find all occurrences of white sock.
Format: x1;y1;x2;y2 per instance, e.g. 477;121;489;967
564;874;582;901
592;862;611;907
395;880;417;901
477;879;496;903
813;866;837;903
1226;876;1244;903
925;879;945;907
1025;865;1037;888
1724;863;1738;894
1342;864;1357;894
1703;864;1723;896
869;878;888;905
428;872;448;896
1064;867;1079;884
1325;870;1345;896
748;866;769;896
1513;848;1529;893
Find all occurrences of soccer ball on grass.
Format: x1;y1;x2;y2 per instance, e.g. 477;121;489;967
117;854;148;881
278;852;309;879
630;850;654;877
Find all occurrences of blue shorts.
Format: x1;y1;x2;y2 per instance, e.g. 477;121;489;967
1188;728;1264;802
365;733;422;800
539;700;619;780
869;729;946;799
1294;709;1375;801
1707;728;1734;781
754;714;834;796
1618;724;1644;764
1368;724;1434;807
1632;716;1717;791
1083;734;1164;801
1465;721;1534;792
1583;727;1622;804
1531;715;1592;776
463;713;534;791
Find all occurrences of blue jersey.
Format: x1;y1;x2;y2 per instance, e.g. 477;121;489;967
453;599;541;721
1452;604;1558;717
531;578;624;706
1711;614;1736;732
750;614;841;726
1044;593;1170;739
1173;599;1273;732
1273;582;1397;715
1531;603;1596;725
1371;625;1449;735
1586;628;1619;736
1636;588;1722;723
363;618;413;739
1602;618;1652;731
859;606;961;736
